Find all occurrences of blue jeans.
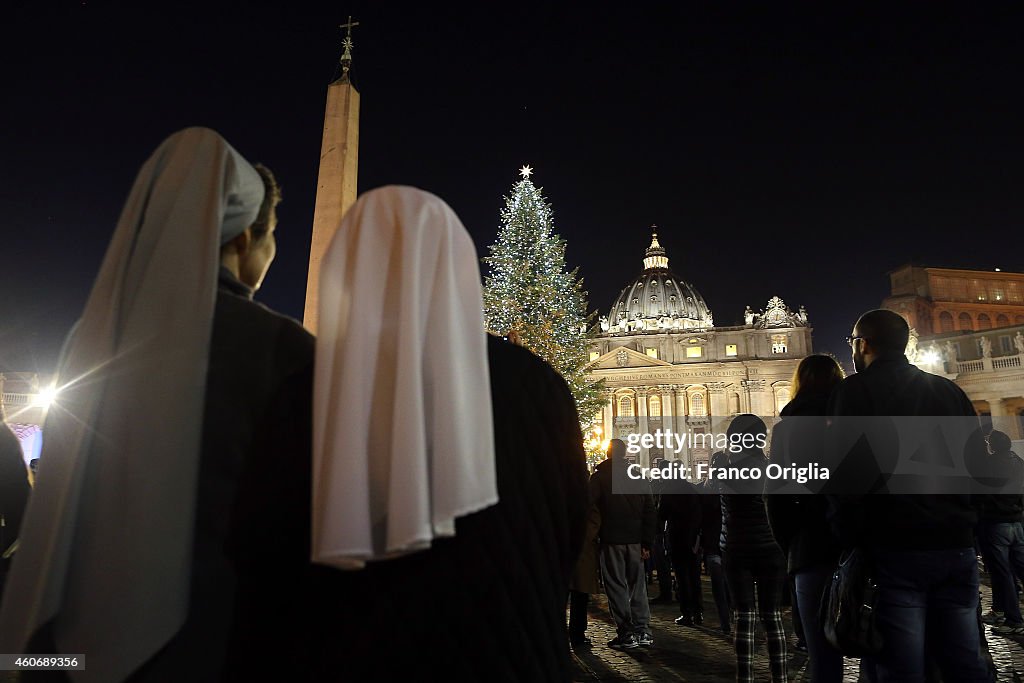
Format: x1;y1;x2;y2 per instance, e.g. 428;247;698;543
864;548;991;683
794;563;843;683
980;521;1024;624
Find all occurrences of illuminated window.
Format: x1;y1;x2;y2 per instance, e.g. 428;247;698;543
649;395;662;417
685;346;703;358
978;314;992;330
589;351;600;361
1007;282;1023;303
645;347;659;359
771;334;788;354
618;396;634;417
958;313;973;331
725;344;738;357
930;276;951;300
949;278;968;302
939;311;954;332
689;393;706;416
970;279;987;301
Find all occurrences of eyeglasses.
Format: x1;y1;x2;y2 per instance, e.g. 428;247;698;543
846;335;867;347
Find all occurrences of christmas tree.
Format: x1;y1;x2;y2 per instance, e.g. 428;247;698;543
483;166;605;431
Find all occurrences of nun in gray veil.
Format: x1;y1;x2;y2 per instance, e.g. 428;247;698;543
0;127;316;682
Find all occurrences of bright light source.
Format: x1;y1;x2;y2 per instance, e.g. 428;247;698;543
920;351;941;366
33;385;58;409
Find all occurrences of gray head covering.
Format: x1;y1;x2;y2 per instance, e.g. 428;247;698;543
0;127;264;682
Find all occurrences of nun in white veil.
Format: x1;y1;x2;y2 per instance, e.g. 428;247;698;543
0;127;316;682
310;186;589;682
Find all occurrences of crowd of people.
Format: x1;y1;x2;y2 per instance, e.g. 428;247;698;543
0;128;1019;683
573;309;1016;683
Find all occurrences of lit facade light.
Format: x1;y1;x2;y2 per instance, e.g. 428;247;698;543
33;385;58;409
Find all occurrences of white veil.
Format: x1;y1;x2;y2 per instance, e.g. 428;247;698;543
312;186;498;569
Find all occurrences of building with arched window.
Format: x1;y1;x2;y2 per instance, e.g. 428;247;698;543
883;265;1024;441
588;231;809;469
883;264;1024;336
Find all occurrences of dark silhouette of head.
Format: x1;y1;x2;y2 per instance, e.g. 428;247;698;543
607;438;626;460
726;414;768;454
792;354;845;399
851;309;910;372
988;430;1013;455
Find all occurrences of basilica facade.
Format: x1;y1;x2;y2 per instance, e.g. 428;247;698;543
587;232;812;469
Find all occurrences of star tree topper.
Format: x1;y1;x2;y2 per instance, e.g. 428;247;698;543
519;165;533;178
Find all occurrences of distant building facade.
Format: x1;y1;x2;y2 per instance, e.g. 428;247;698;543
883;265;1024;439
587;231;812;469
883;264;1024;335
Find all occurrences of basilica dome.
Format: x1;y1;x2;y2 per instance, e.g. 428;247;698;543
603;230;714;333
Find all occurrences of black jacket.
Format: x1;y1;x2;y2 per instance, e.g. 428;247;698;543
827;354;980;550
698;477;724;556
591;458;657;548
123;269;317;682
310;336;589;683
719;449;780;555
765;391;842;574
976;450;1024;524
1;423;30;598
658;478;702;559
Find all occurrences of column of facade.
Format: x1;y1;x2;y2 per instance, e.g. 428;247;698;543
741;379;768;416
602;392;615;442
661;385;675;435
707;382;728;420
988;397;1023;440
636;388;650;468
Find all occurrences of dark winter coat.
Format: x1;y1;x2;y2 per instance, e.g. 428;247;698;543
659;478;703;560
975;450;1024;523
719;449;780;555
827;354;980;550
309;336;589;683
591;458;658;548
571;502;602;595
698;474;724;556
1;422;30;599
765;391;842;574
126;268;316;682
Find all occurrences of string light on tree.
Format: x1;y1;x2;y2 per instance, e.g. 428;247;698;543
483;166;604;433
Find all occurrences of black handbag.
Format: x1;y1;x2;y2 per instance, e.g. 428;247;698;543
821;548;883;657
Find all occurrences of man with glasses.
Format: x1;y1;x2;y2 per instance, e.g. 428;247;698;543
829;309;991;682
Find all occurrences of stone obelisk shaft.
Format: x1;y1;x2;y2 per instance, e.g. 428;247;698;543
303;79;359;332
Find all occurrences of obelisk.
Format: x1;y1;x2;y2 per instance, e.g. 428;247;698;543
304;17;361;332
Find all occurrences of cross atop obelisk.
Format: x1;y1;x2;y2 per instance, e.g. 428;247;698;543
338;16;359;82
304;18;362;332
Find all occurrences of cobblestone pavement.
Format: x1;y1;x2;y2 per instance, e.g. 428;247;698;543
569;574;1024;682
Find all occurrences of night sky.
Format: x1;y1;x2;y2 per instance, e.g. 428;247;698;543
3;3;1023;375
